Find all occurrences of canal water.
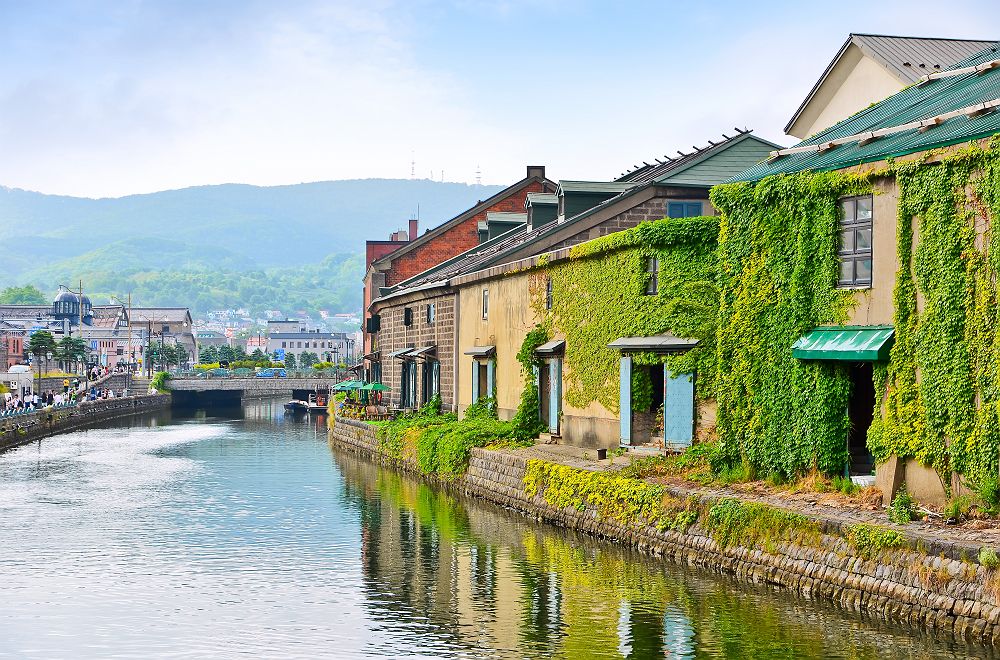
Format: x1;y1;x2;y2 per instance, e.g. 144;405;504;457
0;399;992;659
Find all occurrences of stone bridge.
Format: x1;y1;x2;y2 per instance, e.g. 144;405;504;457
168;376;337;406
168;376;337;393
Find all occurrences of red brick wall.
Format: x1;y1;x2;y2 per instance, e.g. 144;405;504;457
385;180;551;287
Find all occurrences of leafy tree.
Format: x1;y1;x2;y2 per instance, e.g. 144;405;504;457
56;336;87;373
0;285;46;305
299;351;318;367
285;353;297;369
28;330;57;391
250;348;266;361
199;345;219;363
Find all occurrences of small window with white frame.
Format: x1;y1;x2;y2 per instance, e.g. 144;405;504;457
482;289;489;320
426;303;436;324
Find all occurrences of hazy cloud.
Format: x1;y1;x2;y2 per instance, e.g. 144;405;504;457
0;0;995;197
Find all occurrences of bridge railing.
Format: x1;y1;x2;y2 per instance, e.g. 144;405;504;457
169;368;342;380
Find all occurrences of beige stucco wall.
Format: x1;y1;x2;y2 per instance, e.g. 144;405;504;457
846;178;898;325
789;44;902;139
456;271;541;420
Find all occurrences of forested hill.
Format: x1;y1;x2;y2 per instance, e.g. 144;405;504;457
0;178;503;268
0;179;504;315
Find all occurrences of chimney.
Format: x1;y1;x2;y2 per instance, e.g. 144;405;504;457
526;165;545;180
408;218;418;242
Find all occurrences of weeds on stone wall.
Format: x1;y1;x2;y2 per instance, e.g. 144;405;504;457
523;459;671;527
705;498;821;552
844;523;905;560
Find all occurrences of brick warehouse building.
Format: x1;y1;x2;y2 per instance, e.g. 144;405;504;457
368;132;779;413
362;166;555;384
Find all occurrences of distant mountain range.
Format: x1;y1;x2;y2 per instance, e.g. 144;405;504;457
0;179;503;315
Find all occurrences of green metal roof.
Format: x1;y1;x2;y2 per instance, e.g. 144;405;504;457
525;192;558;206
792;325;895;361
735;43;1000;181
557;181;636;195
485;212;527;223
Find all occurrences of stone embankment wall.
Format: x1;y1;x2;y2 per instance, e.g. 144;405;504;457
0;394;170;452
329;416;1000;645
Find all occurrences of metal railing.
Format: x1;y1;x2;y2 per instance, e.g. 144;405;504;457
170;368;344;380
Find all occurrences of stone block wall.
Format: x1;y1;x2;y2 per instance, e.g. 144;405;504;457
329;415;1000;645
0;394;170;452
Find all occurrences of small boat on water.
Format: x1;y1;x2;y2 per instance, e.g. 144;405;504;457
284;393;328;413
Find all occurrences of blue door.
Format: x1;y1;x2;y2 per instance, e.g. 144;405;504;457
663;369;694;448
471;361;480;402
619;356;632;446
548;358;562;434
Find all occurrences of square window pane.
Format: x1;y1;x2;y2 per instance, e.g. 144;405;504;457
856;258;872;282
856;196;872;220
856;227;872;250
839;259;853;284
839;229;854;252
840;198;855;221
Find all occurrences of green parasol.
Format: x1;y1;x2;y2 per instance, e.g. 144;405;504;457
360;382;390;391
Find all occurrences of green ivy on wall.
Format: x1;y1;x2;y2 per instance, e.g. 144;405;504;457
710;172;867;478
711;137;1000;487
528;217;720;414
870;142;1000;489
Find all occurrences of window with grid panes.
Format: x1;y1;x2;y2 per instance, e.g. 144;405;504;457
645;256;659;295
837;195;873;288
545;278;553;310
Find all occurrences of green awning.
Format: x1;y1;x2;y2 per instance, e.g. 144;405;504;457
792;325;894;361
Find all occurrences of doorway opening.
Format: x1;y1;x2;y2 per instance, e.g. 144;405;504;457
847;362;875;476
631;363;665;445
538;365;550;428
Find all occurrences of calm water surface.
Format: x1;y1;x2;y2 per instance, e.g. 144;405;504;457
0;399;992;658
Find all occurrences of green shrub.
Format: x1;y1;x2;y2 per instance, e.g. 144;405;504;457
979;547;1000;569
831;475;858;495
973;474;1000;515
150;371;171;391
943;495;973;521
888;485;916;524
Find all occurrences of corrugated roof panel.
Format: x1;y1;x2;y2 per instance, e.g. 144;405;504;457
736;43;1000;181
853;34;995;83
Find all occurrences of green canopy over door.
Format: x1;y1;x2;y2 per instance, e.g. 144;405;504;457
792;325;894;361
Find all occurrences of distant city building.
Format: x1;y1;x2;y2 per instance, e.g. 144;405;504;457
0;320;26;369
267;330;353;364
0;287;137;368
266;319;302;336
245;335;267;354
195;329;230;349
131;307;197;367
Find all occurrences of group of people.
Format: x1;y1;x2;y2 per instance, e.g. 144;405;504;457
2;390;75;413
2;377;131;415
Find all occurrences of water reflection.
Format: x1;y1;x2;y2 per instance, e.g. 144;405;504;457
0;398;991;658
335;450;995;660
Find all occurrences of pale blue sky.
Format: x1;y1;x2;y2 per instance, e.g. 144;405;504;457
0;0;997;197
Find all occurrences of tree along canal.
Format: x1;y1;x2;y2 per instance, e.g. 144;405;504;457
0;398;993;658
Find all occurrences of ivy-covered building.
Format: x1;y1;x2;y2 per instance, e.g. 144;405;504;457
453;216;719;449
717;42;1000;505
369;131;778;435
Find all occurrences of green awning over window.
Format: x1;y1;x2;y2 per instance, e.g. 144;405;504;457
792;325;894;361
